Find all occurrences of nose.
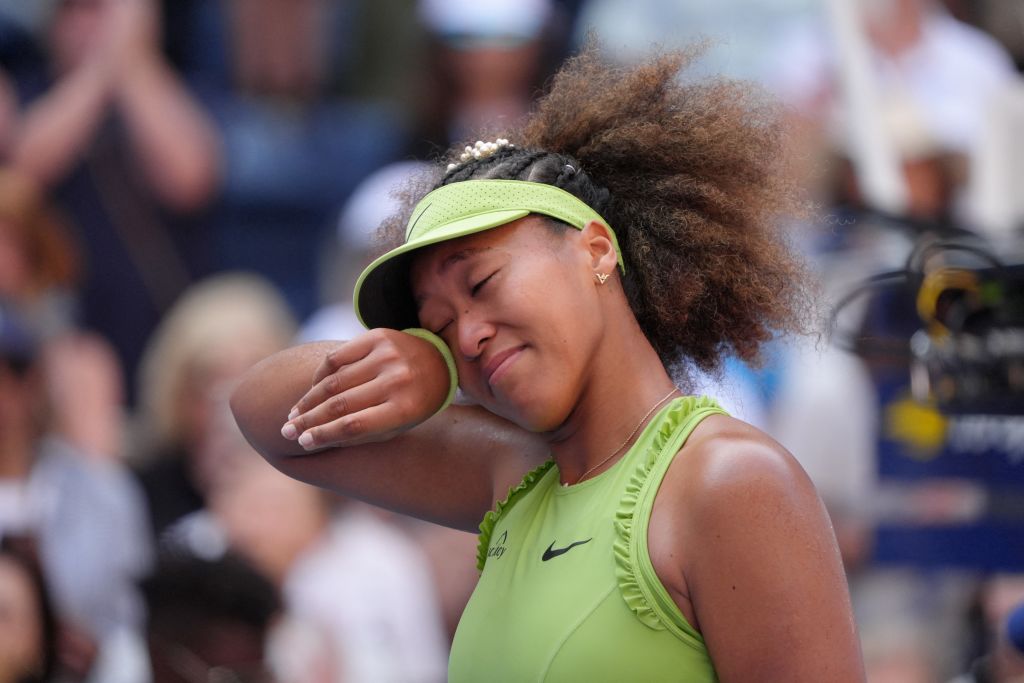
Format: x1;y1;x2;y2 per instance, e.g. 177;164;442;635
455;310;495;361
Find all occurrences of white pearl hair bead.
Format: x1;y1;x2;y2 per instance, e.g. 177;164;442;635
447;138;514;172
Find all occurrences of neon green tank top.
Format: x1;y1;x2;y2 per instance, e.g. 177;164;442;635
448;396;727;682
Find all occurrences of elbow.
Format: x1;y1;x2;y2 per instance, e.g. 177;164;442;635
228;377;248;431
229;370;260;446
228;377;255;445
229;365;301;463
229;370;268;455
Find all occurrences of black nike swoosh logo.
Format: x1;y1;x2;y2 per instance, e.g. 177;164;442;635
541;538;593;561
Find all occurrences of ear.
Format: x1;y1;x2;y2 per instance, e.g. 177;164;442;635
580;220;619;278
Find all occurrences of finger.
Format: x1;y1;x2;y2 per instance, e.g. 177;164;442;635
296;402;400;449
308;334;378;390
283;378;384;443
289;354;381;421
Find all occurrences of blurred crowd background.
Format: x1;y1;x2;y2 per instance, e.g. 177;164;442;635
0;0;1023;681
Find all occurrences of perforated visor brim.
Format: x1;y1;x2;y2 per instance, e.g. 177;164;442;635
354;208;530;330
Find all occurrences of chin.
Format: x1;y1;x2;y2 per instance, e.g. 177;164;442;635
496;388;573;434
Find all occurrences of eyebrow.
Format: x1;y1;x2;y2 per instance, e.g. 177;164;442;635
414;247;493;309
440;247;491;274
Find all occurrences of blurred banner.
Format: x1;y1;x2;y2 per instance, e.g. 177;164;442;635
856;256;1024;571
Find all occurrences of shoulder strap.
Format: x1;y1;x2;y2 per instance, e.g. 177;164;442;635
614;396;727;649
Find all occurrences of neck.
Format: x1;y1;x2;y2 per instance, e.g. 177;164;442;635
544;312;677;485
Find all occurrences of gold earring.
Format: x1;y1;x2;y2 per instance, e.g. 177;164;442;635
595;272;610;284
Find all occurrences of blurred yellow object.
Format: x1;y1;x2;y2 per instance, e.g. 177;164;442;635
884;395;948;459
916;267;979;334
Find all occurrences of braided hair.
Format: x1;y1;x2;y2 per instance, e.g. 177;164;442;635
377;45;813;375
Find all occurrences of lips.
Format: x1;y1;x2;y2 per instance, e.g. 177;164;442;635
482;345;526;387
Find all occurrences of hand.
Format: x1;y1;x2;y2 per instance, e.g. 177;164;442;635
97;0;162;73
280;329;452;450
42;333;125;461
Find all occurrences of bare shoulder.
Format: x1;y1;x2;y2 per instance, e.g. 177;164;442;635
666;413;820;519
662;413;837;592
652;413;830;607
653;414;865;682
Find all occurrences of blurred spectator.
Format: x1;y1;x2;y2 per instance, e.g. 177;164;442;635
572;0;818;81
133;273;295;541
954;575;1024;683
768;0;1016;150
0;0;222;400
414;0;564;153
766;0;1017;230
0;167;127;465
210;437;449;683
0;539;57;683
140;551;280;683
0;168;78;336
967;77;1024;241
161;0;425;111
944;1;1024;72
42;333;126;464
158;0;409;318
820;93;971;243
0;304;152;681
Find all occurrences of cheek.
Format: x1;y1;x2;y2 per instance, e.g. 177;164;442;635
472;266;602;426
519;263;602;356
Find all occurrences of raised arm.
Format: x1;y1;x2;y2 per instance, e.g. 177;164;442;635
8;56;114;187
108;0;221;211
9;0;220;209
230;329;549;532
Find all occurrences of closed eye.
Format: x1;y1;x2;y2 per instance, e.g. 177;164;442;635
428;269;498;335
471;271;498;296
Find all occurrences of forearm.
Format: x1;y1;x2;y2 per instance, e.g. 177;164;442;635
266;408;515;531
115;54;221;211
231;340;545;531
231;341;341;459
9;61;113;185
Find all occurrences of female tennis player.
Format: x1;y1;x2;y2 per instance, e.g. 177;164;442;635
232;47;865;682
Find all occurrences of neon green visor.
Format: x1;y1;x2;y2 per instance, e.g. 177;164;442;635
353;179;623;330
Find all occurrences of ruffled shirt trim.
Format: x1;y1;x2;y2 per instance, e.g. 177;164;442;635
613;395;724;643
476;460;555;571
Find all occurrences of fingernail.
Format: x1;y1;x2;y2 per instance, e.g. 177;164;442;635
298;432;314;449
281;423;297;440
288;407;299;420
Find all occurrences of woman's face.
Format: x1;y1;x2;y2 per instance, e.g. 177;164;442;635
411;216;605;431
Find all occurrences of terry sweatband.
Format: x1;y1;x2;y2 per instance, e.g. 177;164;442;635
403;327;459;415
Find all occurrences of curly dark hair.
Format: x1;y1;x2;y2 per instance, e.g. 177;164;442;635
379;45;813;374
